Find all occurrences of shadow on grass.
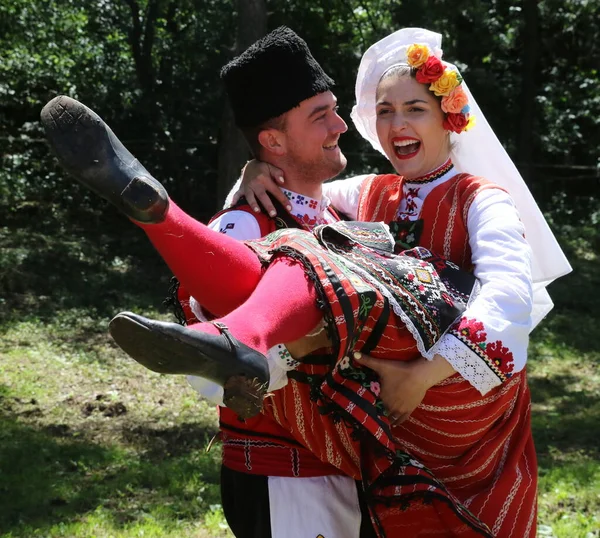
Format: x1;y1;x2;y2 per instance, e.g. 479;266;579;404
0;394;222;536
529;372;600;459
0;220;173;329
534;221;600;354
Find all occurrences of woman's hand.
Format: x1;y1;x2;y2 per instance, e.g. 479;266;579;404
231;159;291;216
354;352;456;425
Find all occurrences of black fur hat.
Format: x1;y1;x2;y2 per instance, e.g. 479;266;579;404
220;26;334;128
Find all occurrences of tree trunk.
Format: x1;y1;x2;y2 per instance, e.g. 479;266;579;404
216;0;267;206
518;0;539;184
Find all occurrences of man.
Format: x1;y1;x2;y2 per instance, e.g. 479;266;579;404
184;27;375;538
41;27;376;538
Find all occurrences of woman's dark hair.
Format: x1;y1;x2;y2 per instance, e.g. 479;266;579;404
378;64;443;106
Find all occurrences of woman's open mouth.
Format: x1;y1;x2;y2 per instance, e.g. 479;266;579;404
392;137;421;160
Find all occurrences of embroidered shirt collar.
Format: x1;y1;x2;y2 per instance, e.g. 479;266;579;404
405;158;456;185
282;188;332;227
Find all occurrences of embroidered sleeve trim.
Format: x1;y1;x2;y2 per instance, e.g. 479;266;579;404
430;333;502;395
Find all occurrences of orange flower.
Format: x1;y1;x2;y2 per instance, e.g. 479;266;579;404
441;86;469;114
407;44;430;68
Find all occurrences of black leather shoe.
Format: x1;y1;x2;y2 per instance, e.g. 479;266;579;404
109;312;270;418
40;96;168;223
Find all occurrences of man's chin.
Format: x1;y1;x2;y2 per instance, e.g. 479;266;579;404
328;154;347;179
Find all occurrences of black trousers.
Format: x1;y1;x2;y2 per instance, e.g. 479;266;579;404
221;465;377;538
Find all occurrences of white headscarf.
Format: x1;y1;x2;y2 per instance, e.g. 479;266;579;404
350;27;572;327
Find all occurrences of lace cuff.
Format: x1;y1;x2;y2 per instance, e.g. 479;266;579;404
429;333;501;395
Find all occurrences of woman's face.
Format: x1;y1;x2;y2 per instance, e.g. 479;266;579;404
375;73;450;179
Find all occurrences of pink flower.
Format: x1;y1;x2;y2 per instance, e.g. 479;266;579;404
370;381;381;396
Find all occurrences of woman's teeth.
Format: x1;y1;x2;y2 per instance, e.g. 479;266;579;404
393;140;420;155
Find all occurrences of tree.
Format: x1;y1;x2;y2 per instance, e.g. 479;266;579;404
216;0;267;204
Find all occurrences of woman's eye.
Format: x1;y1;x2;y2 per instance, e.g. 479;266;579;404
377;109;391;116
408;107;424;113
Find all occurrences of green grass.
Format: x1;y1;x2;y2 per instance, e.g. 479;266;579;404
528;221;600;538
0;223;232;537
1;218;599;537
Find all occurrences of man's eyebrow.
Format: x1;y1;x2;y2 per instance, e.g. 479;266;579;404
308;100;337;118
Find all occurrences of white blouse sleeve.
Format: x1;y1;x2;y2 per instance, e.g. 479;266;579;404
323;175;372;219
430;188;534;395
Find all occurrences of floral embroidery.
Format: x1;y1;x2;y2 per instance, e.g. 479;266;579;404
297;213;318;227
370;381;381;396
452;317;515;382
441;291;455;307
486;341;515;376
276;344;299;369
282;189;331;230
405;186;420;214
457;317;487;345
389;219;424;251
339;356;351;371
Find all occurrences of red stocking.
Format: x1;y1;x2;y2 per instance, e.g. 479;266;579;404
136;200;263;317
187;258;322;355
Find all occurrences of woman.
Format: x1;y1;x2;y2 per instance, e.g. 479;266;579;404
223;28;573;537
42;29;570;537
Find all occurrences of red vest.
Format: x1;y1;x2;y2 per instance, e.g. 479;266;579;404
357;172;500;270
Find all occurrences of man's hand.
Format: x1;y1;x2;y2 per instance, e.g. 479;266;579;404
354;352;456;425
231;159;291;217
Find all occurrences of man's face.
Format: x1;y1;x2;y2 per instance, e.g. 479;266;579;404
280;91;348;182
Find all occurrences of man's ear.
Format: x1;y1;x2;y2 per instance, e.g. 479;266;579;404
258;128;285;156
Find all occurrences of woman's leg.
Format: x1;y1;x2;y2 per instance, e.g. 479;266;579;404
186;257;323;355
136;201;263;317
41;95;263;317
109;257;324;418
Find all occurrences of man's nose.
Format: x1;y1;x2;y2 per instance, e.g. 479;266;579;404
331;112;348;134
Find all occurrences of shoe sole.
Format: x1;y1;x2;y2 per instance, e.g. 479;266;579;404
40;96;167;223
109;315;267;419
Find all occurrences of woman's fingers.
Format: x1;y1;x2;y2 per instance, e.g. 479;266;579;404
241;161;291;215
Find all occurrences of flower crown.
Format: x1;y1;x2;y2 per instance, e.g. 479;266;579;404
406;44;475;134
